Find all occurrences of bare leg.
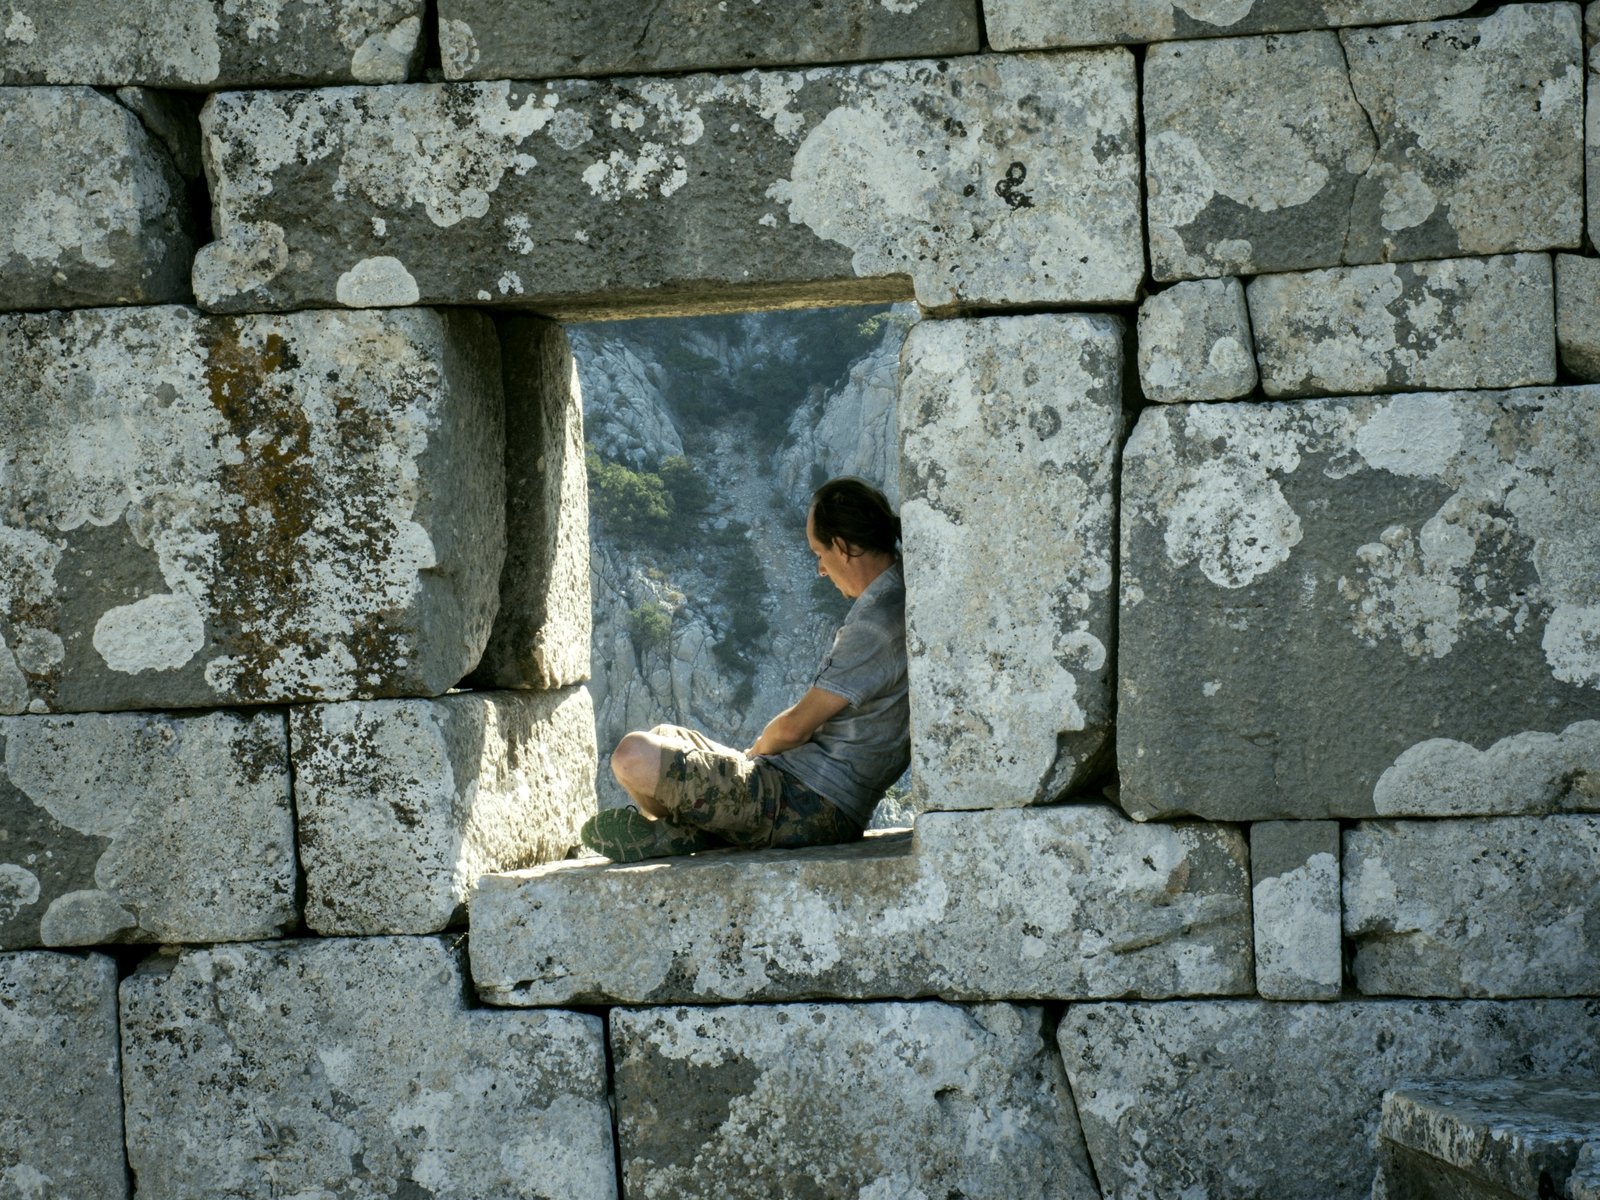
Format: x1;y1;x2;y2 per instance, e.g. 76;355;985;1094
610;729;687;818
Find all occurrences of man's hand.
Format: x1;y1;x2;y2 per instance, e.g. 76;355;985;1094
746;687;849;756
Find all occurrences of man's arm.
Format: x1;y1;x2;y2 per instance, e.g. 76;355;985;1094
747;687;849;756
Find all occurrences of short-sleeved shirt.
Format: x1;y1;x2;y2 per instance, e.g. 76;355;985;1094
766;561;909;827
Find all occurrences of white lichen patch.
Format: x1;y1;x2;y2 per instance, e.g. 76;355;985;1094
349;14;420;83
92;593;206;674
335;255;421;306
0;863;41;923
1373;720;1600;816
1254;851;1341;998
439;18;480;77
192;220;290;302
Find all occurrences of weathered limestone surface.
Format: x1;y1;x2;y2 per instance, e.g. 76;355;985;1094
1059;999;1600;1200
0;305;504;715
292;687;597;935
1590;4;1600;256
0;711;294;949
1137;278;1258;403
1344;816;1600;997
1119;387;1600;822
987;1;1475;50
900;316;1122;808
1375;1079;1600;1200
467;317;591;691
440;0;980;80
613;1001;1098;1200
1249;254;1556;398
1252;820;1341;1000
470;805;1252;1006
195;52;1143;317
0;952;125;1200
0;87;193;309
120;937;616;1200
0;0;422;87
1557;253;1600;380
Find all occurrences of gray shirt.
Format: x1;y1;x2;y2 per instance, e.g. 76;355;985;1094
767;562;909;827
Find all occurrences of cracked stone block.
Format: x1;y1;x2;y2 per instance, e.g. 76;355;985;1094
439;0;979;80
469;804;1252;1006
987;1;1475;50
194;52;1142;317
0;711;294;949
1345;816;1600;997
900;315;1121;809
1145;30;1375;281
468;317;591;691
292;687;597;936
121;937;616;1200
1059;998;1600;1200
1137;278;1258;403
0;0;422;87
0;305;504;715
0;952;126;1200
1341;4;1584;266
1119;387;1600;822
1374;1079;1600;1200
1557;253;1600;380
613;1001;1097;1200
0;87;193;310
1252;820;1341;1000
1248;254;1555;398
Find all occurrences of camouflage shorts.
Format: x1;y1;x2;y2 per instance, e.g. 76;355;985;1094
650;724;861;850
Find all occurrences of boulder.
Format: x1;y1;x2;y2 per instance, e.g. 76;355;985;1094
0;305;504;714
1344;816;1600;997
119;937;616;1200
1252;820;1341;1000
0;951;126;1200
1137;277;1258;403
612;1001;1098;1199
194;52;1143;316
1119;387;1600;821
1557;253;1600;381
292;687;597;936
1249;254;1555;398
899;315;1122;808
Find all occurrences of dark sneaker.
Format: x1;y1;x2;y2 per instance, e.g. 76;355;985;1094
579;807;716;863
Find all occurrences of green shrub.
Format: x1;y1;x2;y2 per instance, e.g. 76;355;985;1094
628;603;672;656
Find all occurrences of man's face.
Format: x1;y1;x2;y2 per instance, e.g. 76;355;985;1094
806;511;857;598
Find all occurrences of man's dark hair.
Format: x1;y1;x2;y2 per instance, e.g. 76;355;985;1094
810;476;900;558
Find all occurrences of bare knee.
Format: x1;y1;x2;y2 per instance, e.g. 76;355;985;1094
611;732;667;816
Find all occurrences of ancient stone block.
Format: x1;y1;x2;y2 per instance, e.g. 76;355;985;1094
0;711;294;949
1557;253;1600;381
1590;3;1600;258
1137;278;1258;403
0;0;422;87
0;87;192;309
899;315;1122;809
468;317;591;691
470;804;1252;1006
1341;4;1584;266
1058;998;1600;1200
613;1001;1098;1199
987;1;1475;50
0;305;504;715
440;0;980;80
1119;387;1600;822
194;52;1142;317
1252;820;1341;1000
1345;816;1600;997
1249;254;1556;398
1145;31;1374;281
120;937;616;1200
292;687;597;936
0;952;126;1200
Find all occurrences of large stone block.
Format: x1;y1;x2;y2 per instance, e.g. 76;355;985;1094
1345;816;1600;997
194;52;1143;317
0;305;504;715
1251;820;1341;1000
1557;252;1600;380
0;711;294;948
292;687;597;935
120;937;616;1200
470;804;1252;1006
1058;998;1600;1200
1249;254;1556;398
0;87;193;309
440;0;980;80
0;952;126;1200
0;1;421;87
1119;387;1600;822
613;1001;1097;1199
468;317;591;691
899;315;1122;809
1137;277;1258;404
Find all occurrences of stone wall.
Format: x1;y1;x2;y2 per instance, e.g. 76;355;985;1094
2;3;1597;1198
